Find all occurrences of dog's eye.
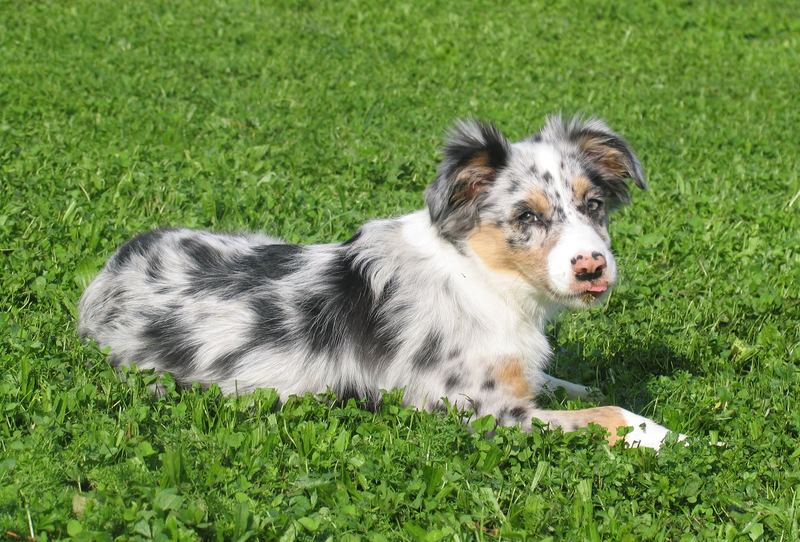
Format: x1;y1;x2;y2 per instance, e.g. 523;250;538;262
518;211;541;225
586;199;603;212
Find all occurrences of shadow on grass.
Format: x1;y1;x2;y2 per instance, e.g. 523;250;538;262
545;335;694;413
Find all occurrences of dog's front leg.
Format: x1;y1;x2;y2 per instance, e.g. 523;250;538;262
442;357;682;449
491;403;683;450
538;372;603;401
481;359;682;449
530;406;685;450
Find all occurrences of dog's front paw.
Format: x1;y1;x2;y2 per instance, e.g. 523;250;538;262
539;374;605;401
618;409;686;451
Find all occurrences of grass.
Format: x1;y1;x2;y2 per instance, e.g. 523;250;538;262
1;0;799;539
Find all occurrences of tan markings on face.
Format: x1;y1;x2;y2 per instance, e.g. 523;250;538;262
527;190;551;218
452;151;495;204
495;357;532;399
571;175;593;201
563;406;629;446
467;224;555;288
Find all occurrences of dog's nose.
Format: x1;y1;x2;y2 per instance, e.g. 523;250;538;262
571;251;606;281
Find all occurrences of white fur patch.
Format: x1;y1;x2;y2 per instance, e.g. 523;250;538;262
619;409;687;450
538;373;600;400
529;143;561;178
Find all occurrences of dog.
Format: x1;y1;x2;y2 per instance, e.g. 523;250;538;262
78;115;683;450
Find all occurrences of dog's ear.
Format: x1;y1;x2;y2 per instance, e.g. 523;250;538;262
425;120;510;240
561;116;646;208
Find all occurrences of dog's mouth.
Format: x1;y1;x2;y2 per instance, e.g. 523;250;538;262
577;282;609;302
578;288;606;304
547;282;610;305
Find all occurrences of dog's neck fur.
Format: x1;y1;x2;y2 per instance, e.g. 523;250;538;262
401;209;563;327
349;209;562;380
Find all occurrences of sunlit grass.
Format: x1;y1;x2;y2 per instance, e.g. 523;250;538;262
1;0;799;539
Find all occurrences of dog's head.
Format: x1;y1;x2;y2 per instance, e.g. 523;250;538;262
425;115;645;307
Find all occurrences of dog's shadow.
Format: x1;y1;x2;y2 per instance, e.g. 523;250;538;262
544;329;694;413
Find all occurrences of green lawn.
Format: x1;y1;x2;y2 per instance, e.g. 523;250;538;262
2;0;799;539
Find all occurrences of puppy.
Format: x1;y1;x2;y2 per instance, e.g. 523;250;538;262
79;115;682;450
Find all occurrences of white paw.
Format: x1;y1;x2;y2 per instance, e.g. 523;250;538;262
539;376;605;401
619;409;686;451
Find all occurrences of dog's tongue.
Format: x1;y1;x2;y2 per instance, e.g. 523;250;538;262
586;284;608;293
